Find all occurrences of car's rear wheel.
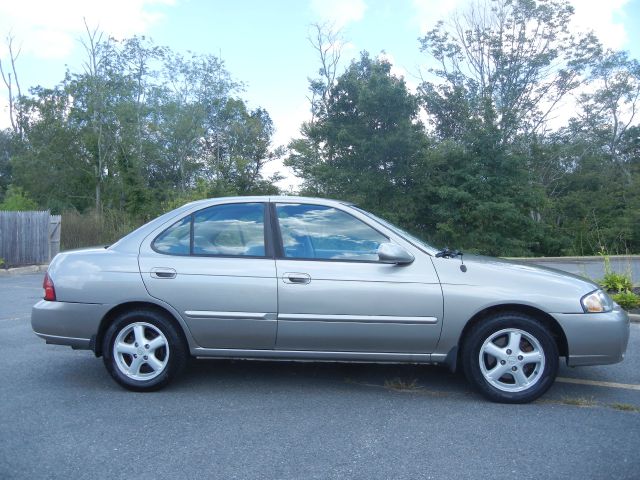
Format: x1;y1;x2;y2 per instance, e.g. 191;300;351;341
462;313;559;403
102;310;187;391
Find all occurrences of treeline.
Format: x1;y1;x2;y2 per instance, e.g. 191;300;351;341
1;0;639;256
0;27;282;221
290;0;640;256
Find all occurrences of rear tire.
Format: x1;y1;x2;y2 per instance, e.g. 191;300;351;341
102;310;187;392
462;313;559;403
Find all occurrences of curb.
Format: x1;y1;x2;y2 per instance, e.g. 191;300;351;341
629;314;640;324
0;264;48;276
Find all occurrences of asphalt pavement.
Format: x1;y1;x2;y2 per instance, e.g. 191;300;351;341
1;273;639;480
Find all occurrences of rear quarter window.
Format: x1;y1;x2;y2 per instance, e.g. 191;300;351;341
152;216;191;255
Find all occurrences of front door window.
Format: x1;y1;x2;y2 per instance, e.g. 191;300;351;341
275;203;387;261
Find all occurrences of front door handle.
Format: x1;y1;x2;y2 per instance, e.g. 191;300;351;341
150;267;177;279
283;272;311;284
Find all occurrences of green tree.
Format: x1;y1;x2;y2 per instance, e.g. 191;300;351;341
202;100;283;195
414;0;604;255
0;129;13;200
419;0;598;143
0;185;37;210
12;86;94;212
288;52;427;222
538;51;640;255
9;33;281;218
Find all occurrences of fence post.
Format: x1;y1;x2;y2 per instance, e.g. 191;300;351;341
49;215;62;260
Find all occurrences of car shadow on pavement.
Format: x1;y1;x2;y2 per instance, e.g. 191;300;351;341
179;358;473;396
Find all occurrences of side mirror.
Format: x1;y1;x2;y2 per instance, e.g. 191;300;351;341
377;242;414;265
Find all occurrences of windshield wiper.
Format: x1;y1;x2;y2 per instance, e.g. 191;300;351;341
435;247;467;271
435;247;463;259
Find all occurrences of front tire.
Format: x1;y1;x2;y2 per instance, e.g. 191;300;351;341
462;313;559;403
102;310;187;392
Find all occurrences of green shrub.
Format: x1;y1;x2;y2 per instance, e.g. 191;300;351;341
0;257;4;268
600;271;634;293
0;185;38;211
611;291;640;311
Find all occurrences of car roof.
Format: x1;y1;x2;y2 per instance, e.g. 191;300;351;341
183;195;354;208
109;196;356;253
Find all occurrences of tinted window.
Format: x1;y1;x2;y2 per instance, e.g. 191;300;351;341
153;216;191;255
193;203;265;256
276;204;387;261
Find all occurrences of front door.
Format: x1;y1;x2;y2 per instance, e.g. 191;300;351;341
273;203;443;353
138;202;277;349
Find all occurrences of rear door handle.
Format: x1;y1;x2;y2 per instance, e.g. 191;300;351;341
283;272;311;284
150;267;177;279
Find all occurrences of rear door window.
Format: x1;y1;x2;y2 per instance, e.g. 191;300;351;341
193;203;266;257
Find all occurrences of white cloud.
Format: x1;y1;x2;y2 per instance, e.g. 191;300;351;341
411;0;630;50
0;0;175;60
569;0;629;50
412;0;461;34
262;100;310;191
310;0;367;29
378;52;405;78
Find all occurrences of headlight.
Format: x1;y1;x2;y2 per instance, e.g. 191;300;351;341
581;289;614;313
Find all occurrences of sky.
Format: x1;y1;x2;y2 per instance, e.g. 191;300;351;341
0;0;638;189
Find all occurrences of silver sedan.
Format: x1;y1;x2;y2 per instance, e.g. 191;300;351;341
31;196;630;403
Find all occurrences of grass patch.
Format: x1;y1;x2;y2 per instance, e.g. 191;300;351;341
559;396;598;407
345;377;454;398
610;403;640;413
384;377;422;392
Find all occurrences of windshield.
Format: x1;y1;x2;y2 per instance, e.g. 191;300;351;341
351;206;438;255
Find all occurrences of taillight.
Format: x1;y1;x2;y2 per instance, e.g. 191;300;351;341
43;272;56;301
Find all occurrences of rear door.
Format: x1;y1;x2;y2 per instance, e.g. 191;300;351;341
273;202;443;353
138;201;277;349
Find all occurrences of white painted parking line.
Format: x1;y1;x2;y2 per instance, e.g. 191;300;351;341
557;377;640;391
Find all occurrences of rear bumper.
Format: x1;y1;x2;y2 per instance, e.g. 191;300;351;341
31;300;107;350
552;306;630;366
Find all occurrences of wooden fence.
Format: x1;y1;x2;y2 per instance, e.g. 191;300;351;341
0;211;61;267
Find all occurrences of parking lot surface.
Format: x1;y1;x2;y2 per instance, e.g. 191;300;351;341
1;273;639;479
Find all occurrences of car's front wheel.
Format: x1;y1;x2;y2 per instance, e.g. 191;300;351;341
462;313;559;403
102;310;187;391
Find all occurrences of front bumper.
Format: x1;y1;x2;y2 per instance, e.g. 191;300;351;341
31;300;108;350
552;305;630;366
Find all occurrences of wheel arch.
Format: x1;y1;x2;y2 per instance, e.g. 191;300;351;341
454;303;569;371
92;301;191;357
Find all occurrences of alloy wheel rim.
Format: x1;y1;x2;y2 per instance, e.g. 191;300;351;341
113;322;169;381
479;328;545;393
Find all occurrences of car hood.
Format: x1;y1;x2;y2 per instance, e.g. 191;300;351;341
436;254;599;289
471;255;598;286
431;254;600;313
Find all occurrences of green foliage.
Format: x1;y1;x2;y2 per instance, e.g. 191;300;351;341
8;35;281;217
288;52;428;226
287;1;640;257
611;291;640;310
419;0;597;142
598;253;634;293
0;257;4;268
2;1;640;258
597;253;638;310
0;130;12;198
600;272;634;293
0;185;38;211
